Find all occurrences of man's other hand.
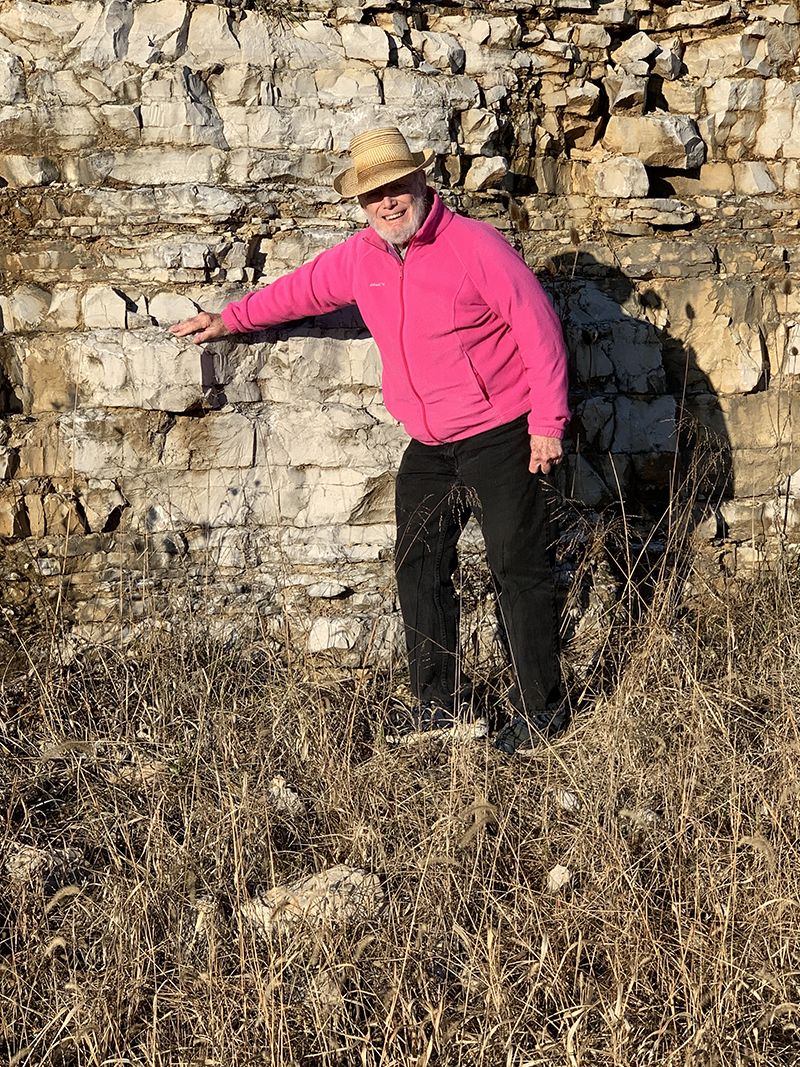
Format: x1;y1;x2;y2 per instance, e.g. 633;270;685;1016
529;435;563;475
169;312;230;344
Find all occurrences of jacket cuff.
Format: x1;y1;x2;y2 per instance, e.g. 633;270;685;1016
220;304;245;334
527;422;566;440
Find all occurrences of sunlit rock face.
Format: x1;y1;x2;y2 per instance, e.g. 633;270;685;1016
0;0;798;652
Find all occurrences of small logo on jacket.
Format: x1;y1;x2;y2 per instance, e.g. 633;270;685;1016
369;282;385;287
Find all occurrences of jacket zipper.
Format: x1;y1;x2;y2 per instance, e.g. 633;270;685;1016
391;243;437;443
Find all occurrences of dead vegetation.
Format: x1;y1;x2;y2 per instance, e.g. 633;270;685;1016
2;510;800;1067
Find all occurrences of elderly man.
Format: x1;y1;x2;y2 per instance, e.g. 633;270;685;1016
171;126;570;754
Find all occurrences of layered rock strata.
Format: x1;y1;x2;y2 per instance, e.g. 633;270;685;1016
0;0;798;655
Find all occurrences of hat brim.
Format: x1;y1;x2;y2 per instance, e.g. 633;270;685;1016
333;148;436;198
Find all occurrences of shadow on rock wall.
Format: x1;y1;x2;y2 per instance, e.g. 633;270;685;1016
547;251;732;538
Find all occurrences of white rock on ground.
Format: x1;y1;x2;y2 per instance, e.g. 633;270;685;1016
241;865;385;934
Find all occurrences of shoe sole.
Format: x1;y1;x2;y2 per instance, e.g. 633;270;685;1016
385;717;489;746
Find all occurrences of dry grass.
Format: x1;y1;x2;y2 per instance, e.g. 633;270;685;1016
2;516;800;1067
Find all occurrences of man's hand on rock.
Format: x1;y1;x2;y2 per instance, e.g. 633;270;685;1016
529;435;563;475
169;312;231;344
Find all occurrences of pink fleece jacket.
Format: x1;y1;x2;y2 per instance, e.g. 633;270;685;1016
221;192;569;446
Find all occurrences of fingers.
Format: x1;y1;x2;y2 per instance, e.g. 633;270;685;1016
529;456;560;475
168;312;229;343
529;435;563;475
168;313;208;337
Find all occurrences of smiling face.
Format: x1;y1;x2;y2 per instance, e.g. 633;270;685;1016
358;170;430;250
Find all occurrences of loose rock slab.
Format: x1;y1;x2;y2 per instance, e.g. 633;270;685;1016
242;864;384;935
6;844;85;892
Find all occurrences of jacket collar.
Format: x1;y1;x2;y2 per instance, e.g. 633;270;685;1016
361;190;453;252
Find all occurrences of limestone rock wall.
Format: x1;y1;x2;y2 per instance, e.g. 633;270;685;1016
0;0;798;654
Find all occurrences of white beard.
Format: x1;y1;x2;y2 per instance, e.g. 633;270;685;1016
368;193;429;248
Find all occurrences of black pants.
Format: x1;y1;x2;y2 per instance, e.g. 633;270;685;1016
394;415;561;717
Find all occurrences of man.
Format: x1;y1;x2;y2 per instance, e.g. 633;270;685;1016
170;126;570;754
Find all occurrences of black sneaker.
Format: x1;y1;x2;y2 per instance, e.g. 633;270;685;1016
493;704;570;755
384;699;489;745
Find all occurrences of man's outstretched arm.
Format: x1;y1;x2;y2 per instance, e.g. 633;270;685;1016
169;312;231;344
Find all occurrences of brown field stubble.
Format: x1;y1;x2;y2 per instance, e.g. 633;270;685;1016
1;528;800;1067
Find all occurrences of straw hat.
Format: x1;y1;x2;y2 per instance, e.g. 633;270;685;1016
333;127;435;198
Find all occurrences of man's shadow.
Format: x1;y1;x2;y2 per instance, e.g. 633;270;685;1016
540;251;735;663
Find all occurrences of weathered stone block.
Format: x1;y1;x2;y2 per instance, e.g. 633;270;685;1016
294;20;345;56
315;69;382;107
109;147;226;185
43;494;86;537
594;2;636;26
567;455;615;507
161;411;256;471
148;293;198;326
1;0;80;54
661;82;704;116
381;68;479;112
460;108;500;153
588;156;649;198
307;616;363;652
183;4;242;66
576;401;614;450
575;25;611;49
611;30;658;67
68;1;133;68
52;330;203;413
603;113;705;168
720;393;800;456
261;402;397;476
1;285;51;330
666;2;731;28
566;82;601;116
140;68;226;149
464;155;508;191
0;52;25;103
82;287;128;329
462;41;516;78
17;104;99;151
374;12;410;38
612;396;677;454
696;161;735;194
734;161;779;194
564;114;605;151
754;79;800;158
606;71;648;114
683;33;770;80
207;64;263;108
340;24;390;66
98;104;141;136
79;479;128;534
653;42;683;80
619;240;716;279
27;68;92;107
486;17;522;48
759;4;800;23
126;0;189;67
420;31;465;73
428;15;485;43
706;77;765;119
124;468;281;531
